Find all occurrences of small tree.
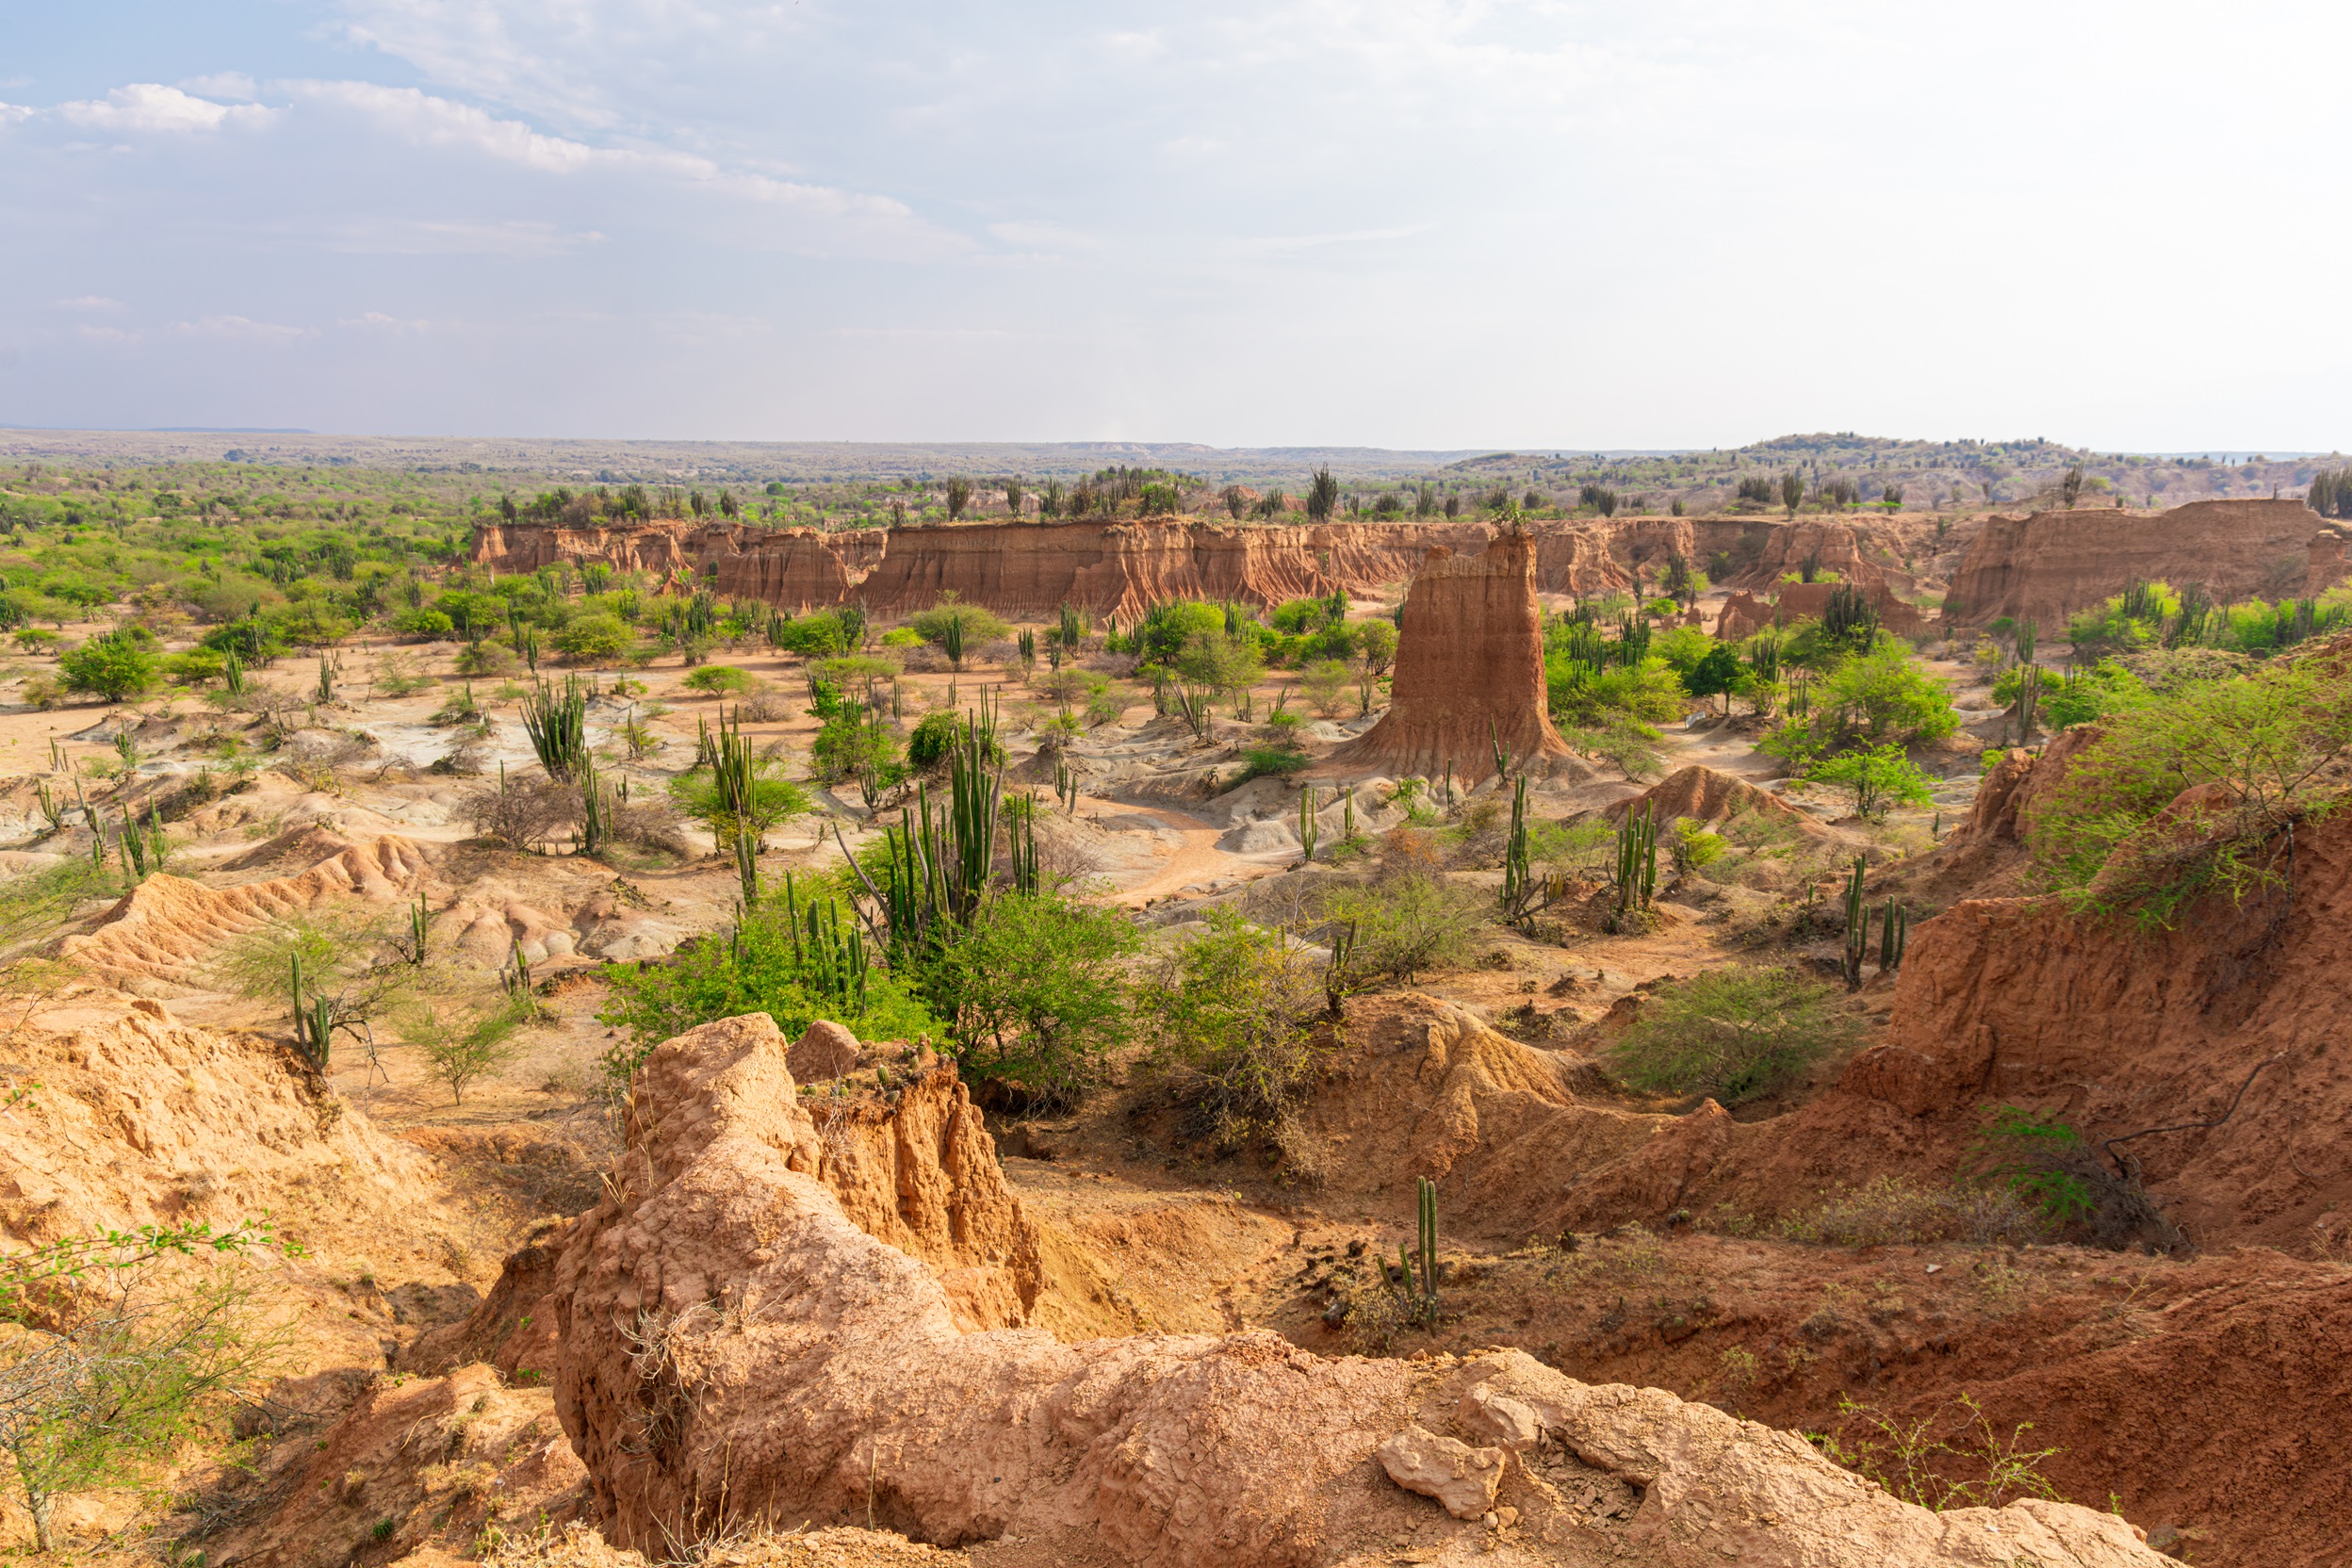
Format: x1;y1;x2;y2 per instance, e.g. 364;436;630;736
1805;743;1936;821
2060;465;2085;510
58;629;159;701
1301;659;1352;718
1684;643;1744;716
945;477;973;521
1781;471;1804;518
399;996;532;1104
3;1236;289;1552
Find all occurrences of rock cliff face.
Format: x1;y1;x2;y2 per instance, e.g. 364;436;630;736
1327;532;1570;784
1943;499;2352;628
473;513;1948;621
474;517;1490;621
547;1012;2162;1567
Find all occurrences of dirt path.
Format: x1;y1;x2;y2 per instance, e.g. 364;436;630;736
1092;797;1280;907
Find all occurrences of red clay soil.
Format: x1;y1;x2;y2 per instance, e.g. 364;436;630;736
1943;498;2352;628
1269;1233;2347;1568
1675;797;2352;1257
1327;531;1570;784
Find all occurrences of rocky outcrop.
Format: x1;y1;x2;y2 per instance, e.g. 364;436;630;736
1943;498;2352;628
1601;764;1827;836
1713;580;1927;640
1327;532;1570;784
472;513;1945;623
546;1010;2164;1566
475;517;1491;621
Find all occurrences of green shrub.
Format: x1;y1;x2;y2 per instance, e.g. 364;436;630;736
909;597;1010;648
1316;870;1480;982
1547;659;1687;727
392;607;454;641
919;894;1138;1107
1238;743;1309;782
1136;908;1323;1149
906;711;964;771
681;664;759;696
667;764;810;842
552;611;633;662
596;903;940;1073
1803;744;1936;821
2028;655;2352;925
1606;967;1858;1105
1765;644;1958;765
58;627;159;700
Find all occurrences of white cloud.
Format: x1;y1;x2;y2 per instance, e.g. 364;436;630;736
286;80;597;172
56;84;275;134
0;102;30;128
173;315;314;343
52;295;124;313
327;218;605;256
75;325;136;344
341;311;433;331
181;73;260;102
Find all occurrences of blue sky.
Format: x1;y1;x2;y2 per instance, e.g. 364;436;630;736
3;1;2346;449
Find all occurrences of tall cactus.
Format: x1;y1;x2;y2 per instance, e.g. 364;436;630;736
1298;783;1319;864
521;675;590;780
1840;857;1870;991
1877;899;1908;975
1612;802;1658;916
1501;776;1533;916
1396;1176;1440;1327
316;657;335;704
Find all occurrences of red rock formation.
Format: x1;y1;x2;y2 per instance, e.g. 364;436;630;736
474;517;1491;621
1713;580;1927;640
1327;531;1570;783
544;1011;2161;1567
472;512;1950;623
1944;498;2352;628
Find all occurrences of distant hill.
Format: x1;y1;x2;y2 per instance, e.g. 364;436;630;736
0;428;2337;510
1435;433;2340;512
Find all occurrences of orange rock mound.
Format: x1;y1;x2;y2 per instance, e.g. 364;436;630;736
537;1011;2162;1566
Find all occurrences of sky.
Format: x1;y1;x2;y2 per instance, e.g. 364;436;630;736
2;1;2347;449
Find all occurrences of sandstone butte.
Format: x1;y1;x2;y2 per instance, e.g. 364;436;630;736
1942;498;2352;629
1328;530;1571;785
468;512;1937;622
533;1010;2164;1568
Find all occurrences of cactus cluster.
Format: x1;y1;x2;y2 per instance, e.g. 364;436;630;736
522;675;591;780
1840;856;1908;988
1613;801;1658;917
1395;1177;1441;1327
1298;783;1319;864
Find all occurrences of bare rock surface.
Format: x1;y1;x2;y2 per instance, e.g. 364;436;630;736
546;1010;2164;1566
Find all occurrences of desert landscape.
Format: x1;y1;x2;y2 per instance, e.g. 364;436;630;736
0;438;2347;1568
